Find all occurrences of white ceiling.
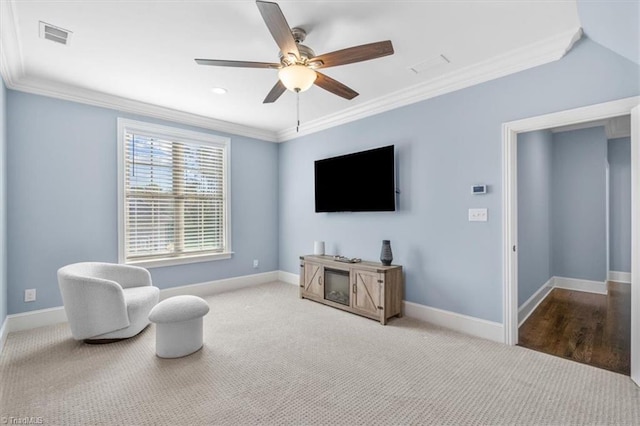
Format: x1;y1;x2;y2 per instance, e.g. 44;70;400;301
1;0;582;141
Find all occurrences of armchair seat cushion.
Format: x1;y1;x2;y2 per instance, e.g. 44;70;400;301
92;286;160;340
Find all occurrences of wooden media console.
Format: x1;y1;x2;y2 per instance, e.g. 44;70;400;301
299;255;403;325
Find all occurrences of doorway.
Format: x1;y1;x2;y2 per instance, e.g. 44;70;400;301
502;97;640;385
514;118;631;374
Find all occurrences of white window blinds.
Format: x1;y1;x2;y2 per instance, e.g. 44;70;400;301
118;119;230;266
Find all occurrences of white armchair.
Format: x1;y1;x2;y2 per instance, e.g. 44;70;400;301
57;262;160;342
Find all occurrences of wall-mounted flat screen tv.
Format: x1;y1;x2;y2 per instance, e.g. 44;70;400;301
315;145;396;212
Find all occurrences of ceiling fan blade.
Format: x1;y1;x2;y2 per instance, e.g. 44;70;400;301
310;40;394;69
263;80;286;103
256;0;300;60
195;59;280;69
314;72;359;100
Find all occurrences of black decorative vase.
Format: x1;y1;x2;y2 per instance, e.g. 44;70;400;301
380;240;393;266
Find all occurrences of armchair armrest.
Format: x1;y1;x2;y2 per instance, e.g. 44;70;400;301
57;273;130;340
94;263;152;289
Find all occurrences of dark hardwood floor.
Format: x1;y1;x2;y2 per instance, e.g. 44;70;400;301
518;281;631;375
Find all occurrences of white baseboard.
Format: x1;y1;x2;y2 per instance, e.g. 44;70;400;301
3;269;619;349
0;317;8;355
278;270;299;286
278;271;504;343
159;271;279;300
553;276;607;295
6;306;67;333
608;270;631;284
2;270;507;345
4;270;281;336
518;277;554;327
403;301;504;343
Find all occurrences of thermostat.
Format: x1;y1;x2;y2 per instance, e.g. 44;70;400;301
471;184;487;195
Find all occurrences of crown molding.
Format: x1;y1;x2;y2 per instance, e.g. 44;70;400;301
276;27;583;141
0;76;278;143
0;3;276;142
2;0;582;145
0;0;25;86
8;74;278;141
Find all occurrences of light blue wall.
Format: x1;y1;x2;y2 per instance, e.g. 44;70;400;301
609;137;631;272
279;38;639;323
551;127;608;282
517;130;553;306
577;0;639;65
7;91;279;314
0;79;6;326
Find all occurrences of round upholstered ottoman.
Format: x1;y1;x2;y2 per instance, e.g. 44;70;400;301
148;295;210;358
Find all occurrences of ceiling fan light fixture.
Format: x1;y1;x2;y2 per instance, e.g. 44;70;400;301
195;1;393;103
278;64;317;92
307;60;324;69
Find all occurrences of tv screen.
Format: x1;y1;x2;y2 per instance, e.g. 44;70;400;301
315;145;396;212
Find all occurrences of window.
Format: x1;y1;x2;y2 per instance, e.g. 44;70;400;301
117;118;231;267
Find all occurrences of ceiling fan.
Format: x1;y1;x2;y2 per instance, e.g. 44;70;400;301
195;0;394;104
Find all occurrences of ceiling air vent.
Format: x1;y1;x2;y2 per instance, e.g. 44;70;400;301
39;21;72;45
410;55;450;74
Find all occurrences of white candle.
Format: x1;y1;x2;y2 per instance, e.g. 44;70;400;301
313;241;325;255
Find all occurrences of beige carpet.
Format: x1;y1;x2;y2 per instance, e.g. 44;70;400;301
1;282;638;425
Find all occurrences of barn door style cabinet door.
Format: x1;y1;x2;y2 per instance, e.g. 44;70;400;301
301;260;324;299
299;255;403;325
351;269;383;318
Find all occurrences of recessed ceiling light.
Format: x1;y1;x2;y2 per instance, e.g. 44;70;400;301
211;87;227;95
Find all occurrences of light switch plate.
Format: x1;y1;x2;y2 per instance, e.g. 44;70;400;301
468;208;488;222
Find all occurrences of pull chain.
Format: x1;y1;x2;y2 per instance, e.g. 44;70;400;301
296;89;300;133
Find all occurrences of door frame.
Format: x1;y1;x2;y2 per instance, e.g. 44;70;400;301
502;96;639;384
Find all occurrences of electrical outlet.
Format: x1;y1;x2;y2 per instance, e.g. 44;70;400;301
253;259;259;268
24;288;36;302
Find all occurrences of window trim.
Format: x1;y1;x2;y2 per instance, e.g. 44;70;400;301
117;118;232;268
